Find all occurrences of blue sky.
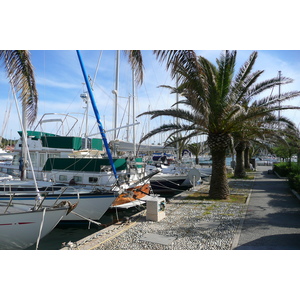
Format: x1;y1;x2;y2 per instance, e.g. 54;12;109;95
1;50;300;144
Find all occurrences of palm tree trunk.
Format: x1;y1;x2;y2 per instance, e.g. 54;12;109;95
234;141;246;178
207;133;230;199
244;142;250;169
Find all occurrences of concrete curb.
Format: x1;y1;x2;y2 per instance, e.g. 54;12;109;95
230;175;256;250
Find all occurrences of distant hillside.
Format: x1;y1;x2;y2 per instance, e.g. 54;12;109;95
0;137;17;150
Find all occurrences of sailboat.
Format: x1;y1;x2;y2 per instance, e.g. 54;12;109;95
0;84;75;250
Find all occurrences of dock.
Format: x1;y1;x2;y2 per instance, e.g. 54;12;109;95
61;171;253;250
61;165;300;250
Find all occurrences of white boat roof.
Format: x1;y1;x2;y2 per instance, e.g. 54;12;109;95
111;140;174;152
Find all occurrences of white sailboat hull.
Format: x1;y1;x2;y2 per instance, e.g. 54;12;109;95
0;192;116;222
0;206;68;250
0;180;116;221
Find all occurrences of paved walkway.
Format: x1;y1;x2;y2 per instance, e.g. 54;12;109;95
234;166;300;250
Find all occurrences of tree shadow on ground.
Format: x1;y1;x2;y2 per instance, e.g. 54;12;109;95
234;233;300;250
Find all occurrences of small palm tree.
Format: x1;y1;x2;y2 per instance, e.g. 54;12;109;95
138;51;300;199
164;133;190;161
187;143;202;164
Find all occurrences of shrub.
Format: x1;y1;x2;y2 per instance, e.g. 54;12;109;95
273;162;293;177
274;162;300;193
288;174;300;192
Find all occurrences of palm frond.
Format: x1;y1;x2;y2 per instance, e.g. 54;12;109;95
153;50;198;81
0;50;38;126
233;51;258;84
234;70;264;104
139;123;181;143
123;50;144;84
216;50;236;101
247;76;293;99
137;108;196;123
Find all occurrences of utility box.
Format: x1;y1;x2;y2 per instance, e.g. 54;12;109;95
146;197;166;222
250;158;256;169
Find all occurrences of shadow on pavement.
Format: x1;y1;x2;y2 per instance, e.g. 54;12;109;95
234;233;300;250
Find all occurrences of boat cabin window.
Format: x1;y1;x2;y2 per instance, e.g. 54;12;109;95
39;153;46;167
59;175;68;182
89;177;98;183
74;176;82;183
12;154;20;165
29;152;38;167
48;154;61;159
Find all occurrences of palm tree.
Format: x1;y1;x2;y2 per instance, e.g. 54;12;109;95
187;142;203;164
164;133;190;161
269;121;300;164
233;113;297;177
137;51;300;199
0;50;38;126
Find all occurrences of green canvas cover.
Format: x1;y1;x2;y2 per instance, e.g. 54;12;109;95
135;157;143;168
18;131;57;140
91;138;103;150
42;157;127;172
41;136;82;150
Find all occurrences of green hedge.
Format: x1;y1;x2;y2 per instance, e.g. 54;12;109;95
273;162;300;193
273;162;293;177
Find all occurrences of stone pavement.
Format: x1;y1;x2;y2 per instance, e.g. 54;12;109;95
233;166;300;250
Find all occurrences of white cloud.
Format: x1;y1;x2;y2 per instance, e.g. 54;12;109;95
36;77;79;89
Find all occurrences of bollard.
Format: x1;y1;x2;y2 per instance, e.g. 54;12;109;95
146;196;166;222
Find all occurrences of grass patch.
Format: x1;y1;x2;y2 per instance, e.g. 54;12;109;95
202;204;218;215
202;210;211;216
185;192;247;204
227;174;255;180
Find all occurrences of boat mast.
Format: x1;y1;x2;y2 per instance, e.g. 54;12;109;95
80;90;89;149
114;50;120;141
176;73;179;161
127;96;131;142
278;70;281;129
21;102;27;180
132;68;136;156
76;50;118;180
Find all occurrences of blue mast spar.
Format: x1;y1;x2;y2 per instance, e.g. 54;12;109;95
76;50;118;180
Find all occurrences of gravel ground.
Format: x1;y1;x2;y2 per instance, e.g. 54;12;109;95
63;176;254;250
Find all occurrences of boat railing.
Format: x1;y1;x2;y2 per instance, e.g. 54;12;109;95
33;113;79;136
0;185;80;213
3;192;15;214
